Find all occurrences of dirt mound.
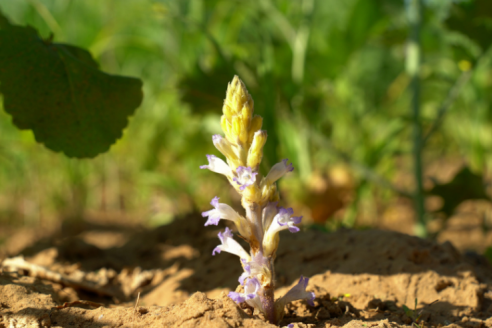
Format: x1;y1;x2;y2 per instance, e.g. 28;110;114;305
1;214;492;327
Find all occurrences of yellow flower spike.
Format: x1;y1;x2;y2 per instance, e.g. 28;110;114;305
241;101;253;124
247;130;267;169
221;115;235;142
225;76;252;118
238;118;249;146
222;103;234;121
248;116;263;145
232;116;242;143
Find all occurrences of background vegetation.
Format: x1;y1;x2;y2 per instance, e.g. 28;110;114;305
1;0;491;248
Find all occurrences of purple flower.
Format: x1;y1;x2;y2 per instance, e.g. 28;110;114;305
262;207;302;256
228;278;263;310
212;227;251;261
232;166;258;190
265;159;294;184
202;196;245;227
245;251;269;280
200;154;233;177
228;291;247;303
202;197;221;226
238;259;251;285
264;207;302;236
277;208;302;233
277;276;315;308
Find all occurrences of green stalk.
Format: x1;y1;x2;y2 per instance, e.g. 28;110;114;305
406;0;426;238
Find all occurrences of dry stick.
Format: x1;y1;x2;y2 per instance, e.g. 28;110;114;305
132;292;141;328
1;256;119;299
52;300;104;310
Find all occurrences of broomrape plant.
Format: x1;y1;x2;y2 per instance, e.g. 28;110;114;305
200;76;315;324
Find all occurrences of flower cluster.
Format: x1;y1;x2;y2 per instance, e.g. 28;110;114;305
200;76;314;324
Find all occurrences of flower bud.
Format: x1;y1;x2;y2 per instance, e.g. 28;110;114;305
247;130;267;169
213;135;236;162
248;115;263;145
221;115;234;143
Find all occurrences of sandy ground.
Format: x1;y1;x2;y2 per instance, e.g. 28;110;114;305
0;212;491;328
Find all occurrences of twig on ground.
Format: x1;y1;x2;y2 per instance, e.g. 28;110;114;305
132;292;141;328
1;256;120;299
52;300;104;310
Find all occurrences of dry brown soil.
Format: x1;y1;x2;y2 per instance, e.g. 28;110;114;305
1;213;491;328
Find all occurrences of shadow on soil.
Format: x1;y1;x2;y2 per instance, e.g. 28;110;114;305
2;212;492;327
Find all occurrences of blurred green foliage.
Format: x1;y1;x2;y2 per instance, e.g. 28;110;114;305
0;0;491;232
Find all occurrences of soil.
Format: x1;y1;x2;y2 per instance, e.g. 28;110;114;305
1;212;492;328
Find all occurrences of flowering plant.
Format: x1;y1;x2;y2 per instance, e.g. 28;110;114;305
200;76;315;324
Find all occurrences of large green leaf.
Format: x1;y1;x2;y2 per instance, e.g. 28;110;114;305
0;14;143;158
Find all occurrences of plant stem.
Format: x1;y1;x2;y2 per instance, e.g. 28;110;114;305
245;203;264;252
260;284;276;324
406;0;426;237
259;256;277;324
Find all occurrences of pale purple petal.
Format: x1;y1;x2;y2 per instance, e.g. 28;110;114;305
239;260;252;285
277;208;294;226
228;278;260;305
265;159;294;184
213;135;236;159
244;277;261;297
202;196;221;226
210;196;219;208
218;227;234;242
202;209;220;226
265;207;302;236
233;166;258;190
277;276;315;307
212;246;221;256
291;216;302;224
288;225;300;233
228;291;246;303
213;228;250;261
238;271;249;285
263;207;302;256
202;197;246;227
245;251;269;279
200;155;233;177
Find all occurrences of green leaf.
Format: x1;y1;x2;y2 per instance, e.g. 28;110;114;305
0;18;143;158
